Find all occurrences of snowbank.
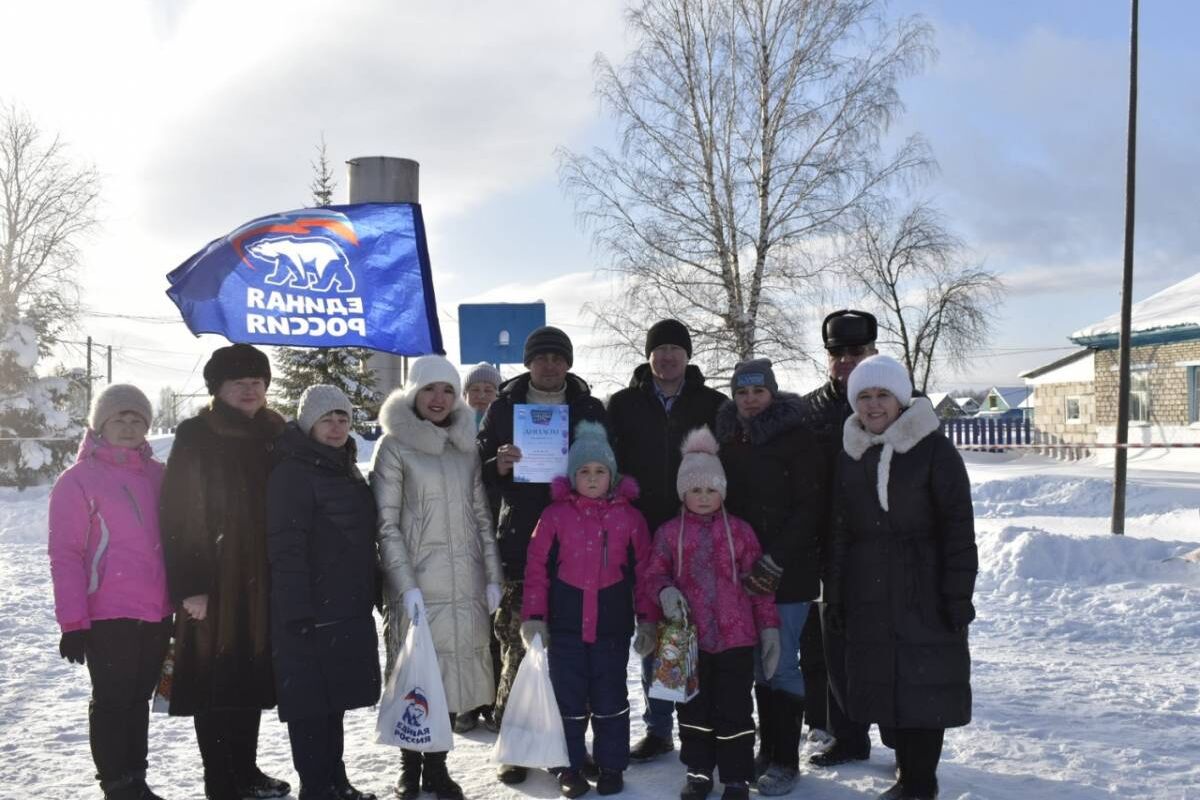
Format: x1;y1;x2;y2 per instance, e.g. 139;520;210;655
972;476;1197;518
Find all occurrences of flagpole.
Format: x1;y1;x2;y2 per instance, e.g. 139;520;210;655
348;156;420;398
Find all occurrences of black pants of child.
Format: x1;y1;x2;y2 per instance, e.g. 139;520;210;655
287;711;345;790
893;727;944;797
678;647;755;785
84;617;173;786
549;634;631;771
194;706;265;796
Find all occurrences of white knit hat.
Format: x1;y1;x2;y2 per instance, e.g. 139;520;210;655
90;384;153;430
405;355;463;400
847;354;913;405
297;384;353;433
675;426;727;500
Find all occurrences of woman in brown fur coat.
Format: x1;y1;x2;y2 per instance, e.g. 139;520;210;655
160;344;291;800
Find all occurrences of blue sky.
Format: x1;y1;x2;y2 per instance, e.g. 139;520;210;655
2;1;1196;406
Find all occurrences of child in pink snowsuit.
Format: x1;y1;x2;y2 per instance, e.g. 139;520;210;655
642;426;780;800
522;421;657;798
48;384;173;800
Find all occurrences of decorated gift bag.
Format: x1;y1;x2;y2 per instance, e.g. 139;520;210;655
648;612;700;703
492;634;570;768
151;640;174;713
376;609;454;752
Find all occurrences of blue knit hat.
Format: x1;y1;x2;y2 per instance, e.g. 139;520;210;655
567;421;618;489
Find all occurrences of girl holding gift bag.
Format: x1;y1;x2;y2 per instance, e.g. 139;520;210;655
371;355;504;800
642;427;780;800
521;421;656;798
48;384;174;800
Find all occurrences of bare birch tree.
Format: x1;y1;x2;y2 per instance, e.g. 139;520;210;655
837;201;1004;393
559;0;933;369
0;102;100;342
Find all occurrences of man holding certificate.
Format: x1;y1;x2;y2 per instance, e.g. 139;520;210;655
476;325;606;786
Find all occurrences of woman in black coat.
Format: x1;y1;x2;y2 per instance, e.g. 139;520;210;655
267;386;382;800
826;356;977;800
715;359;828;795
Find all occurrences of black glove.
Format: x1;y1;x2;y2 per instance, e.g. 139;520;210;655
742;554;783;596
823;603;845;635
941;598;975;632
286;618;316;637
59;630;88;664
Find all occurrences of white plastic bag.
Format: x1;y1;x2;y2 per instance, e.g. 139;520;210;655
375;609;454;752
492;634;570;768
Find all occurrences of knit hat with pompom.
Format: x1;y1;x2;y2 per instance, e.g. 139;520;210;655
675;425;726;500
566;420;619;489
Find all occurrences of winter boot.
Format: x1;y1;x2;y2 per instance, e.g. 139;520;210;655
809;739;870;767
100;776;143;800
128;770;166;800
235;767;291;799
557;768;591;798
753;683;774;779
452;709;479;734
420;752;464;800
332;762;377;800
719;782;750;800
497;764;528;784
679;773;714;800
630;733;674;762
595;768;624;796
394;749;422;800
757;690;803;796
298;787;339;800
878;781;905;800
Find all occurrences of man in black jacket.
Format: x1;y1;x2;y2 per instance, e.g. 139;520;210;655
477;326;606;785
799;310;887;768
606;319;726;762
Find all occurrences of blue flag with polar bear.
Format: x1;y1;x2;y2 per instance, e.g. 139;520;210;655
166;203;444;355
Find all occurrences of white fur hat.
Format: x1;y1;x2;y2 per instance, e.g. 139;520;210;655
297;384;353;433
90;384;153;430
847;354;913;406
405;355;463;400
676;426;727;500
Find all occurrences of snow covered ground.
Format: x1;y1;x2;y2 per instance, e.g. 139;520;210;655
2;449;1197;799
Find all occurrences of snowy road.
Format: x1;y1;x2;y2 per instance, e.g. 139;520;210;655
2;451;1197;799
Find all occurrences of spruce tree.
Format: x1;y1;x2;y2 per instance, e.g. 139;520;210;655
272;136;381;427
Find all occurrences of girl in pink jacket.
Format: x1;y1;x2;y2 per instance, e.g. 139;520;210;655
48;384;173;800
642;427;780;800
522;421;656;798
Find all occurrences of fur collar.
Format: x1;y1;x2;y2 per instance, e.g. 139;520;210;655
378;387;477;455
715;391;806;444
842;397;939;511
201;400;286;439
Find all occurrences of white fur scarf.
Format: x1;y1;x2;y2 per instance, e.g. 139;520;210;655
842;397;940;511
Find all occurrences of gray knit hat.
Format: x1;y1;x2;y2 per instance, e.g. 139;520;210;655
567;421;619;489
730;358;778;396
90;383;153;431
297;384;353;434
523;325;573;367
463;362;502;391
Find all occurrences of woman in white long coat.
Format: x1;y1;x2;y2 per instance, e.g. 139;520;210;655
371;355;503;800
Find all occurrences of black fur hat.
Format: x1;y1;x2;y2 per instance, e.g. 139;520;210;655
203;344;272;395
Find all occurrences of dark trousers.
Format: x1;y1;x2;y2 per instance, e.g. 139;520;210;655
678;647;755;785
84;617;173;784
549;635;631;771
820;602;871;753
894;728;944;796
287;711;345;790
194;706;264;795
799;603;827;731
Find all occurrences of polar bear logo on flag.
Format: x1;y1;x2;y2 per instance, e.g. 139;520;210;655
248;235;356;293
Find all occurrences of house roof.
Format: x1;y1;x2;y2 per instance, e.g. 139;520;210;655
927;391;950;408
953;396;979;410
1018;348;1093;379
1070;271;1200;347
987;386;1032;409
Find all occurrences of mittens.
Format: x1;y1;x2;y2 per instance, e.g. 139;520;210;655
759;627;781;681
742;554;783;596
632;621;658;658
59;630;87;665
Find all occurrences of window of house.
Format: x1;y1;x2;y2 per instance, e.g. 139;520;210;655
1065;396;1082;423
1129;371;1150;423
1190;366;1200;424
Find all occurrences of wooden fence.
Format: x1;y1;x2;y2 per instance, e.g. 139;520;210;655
940;417;1032;450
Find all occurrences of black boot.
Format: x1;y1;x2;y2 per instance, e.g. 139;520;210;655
421;752;464;800
100;776;143;800
333;762;377;800
596;768;624;796
394;750;422;800
758;690;803;796
557;768;591;798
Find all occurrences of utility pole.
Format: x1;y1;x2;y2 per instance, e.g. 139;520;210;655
348;156;420;397
85;335;93;412
106;345;113;385
1111;0;1139;536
